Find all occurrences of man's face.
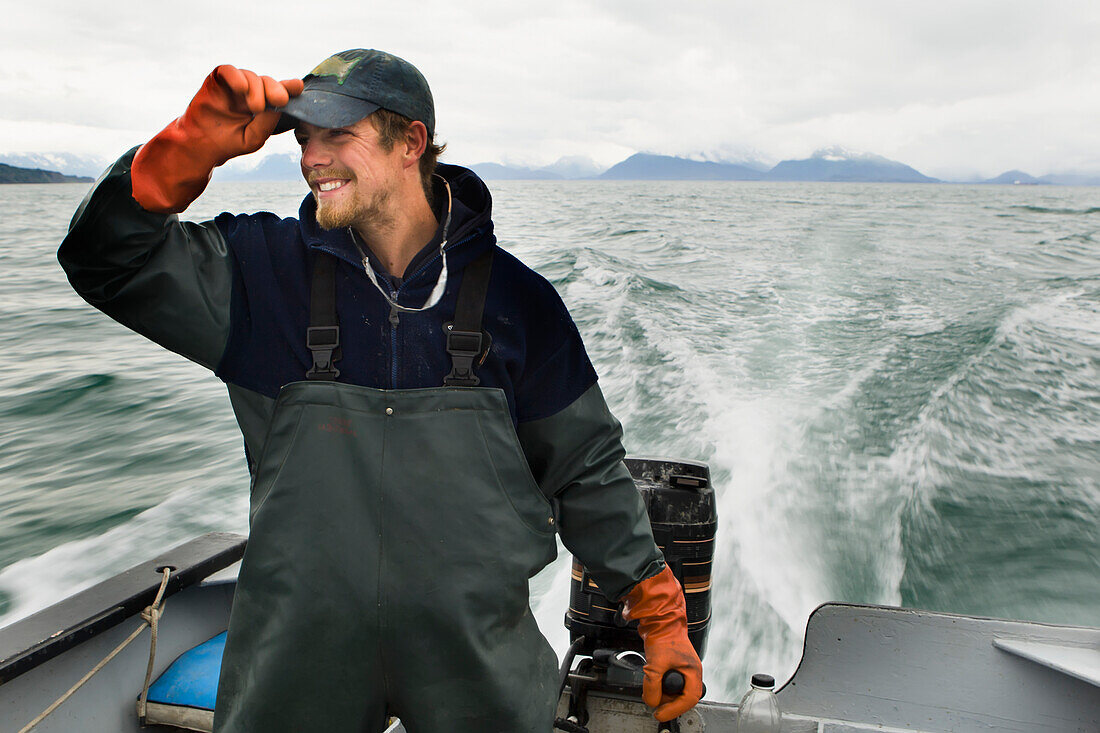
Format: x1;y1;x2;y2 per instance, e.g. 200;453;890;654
295;117;404;231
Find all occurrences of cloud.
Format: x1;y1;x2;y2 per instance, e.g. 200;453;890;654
3;0;1099;176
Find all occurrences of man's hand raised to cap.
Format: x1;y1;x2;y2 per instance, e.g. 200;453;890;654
131;66;304;214
211;66;304;154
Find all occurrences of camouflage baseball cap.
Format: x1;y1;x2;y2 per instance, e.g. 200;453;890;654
275;49;435;137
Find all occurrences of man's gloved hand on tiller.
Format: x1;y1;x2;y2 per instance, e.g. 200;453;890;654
623;564;704;721
131;65;304;213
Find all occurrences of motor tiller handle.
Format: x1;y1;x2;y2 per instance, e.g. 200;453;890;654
662;670;685;696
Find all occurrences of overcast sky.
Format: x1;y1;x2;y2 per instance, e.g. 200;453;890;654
3;0;1098;178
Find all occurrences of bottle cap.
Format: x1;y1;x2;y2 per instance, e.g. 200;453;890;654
751;673;775;688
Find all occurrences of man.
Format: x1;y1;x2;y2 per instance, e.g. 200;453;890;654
59;49;702;732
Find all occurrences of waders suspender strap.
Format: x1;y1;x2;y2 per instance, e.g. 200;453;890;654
305;249;493;385
306;252;341;380
444;249;495;387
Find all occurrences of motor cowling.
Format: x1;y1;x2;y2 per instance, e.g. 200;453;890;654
565;457;716;660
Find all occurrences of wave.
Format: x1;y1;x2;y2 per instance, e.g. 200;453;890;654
0;483;247;628
1009;205;1100;216
890;291;1100;624
0;373;116;417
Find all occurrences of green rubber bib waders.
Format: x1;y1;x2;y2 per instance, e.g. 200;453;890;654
214;251;560;732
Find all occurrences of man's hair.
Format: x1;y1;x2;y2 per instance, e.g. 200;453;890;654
371;109;446;203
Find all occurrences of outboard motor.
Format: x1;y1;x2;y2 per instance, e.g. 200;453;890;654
556;458;717;733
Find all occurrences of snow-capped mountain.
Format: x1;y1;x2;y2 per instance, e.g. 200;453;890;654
599;153;763;180
213;153;302;182
469;156;608;180
539;156;604;179
764;147;938;183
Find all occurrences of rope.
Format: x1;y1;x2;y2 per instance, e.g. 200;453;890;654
136;567;171;721
18;567;172;733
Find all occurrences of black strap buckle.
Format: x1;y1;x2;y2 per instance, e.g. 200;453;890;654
306;326;341;380
444;327;483;386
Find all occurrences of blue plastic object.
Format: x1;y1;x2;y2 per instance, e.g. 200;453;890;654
146;632;226;710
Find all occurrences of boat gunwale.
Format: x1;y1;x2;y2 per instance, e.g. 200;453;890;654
0;532;245;685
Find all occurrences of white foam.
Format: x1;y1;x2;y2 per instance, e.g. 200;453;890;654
0;485;247;630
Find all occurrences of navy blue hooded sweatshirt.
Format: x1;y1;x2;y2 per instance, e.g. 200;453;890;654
213;162;597;425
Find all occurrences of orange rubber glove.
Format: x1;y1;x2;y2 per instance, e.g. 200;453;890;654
131;66;304;213
622;564;704;721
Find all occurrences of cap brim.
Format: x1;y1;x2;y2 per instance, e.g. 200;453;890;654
273;90;381;134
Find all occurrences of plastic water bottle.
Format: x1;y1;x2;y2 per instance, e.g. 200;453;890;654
735;673;782;732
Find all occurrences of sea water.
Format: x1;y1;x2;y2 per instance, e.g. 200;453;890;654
0;178;1097;701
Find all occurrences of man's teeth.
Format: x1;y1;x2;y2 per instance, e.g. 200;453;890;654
318;181;345;192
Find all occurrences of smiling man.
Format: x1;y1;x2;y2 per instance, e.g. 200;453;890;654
296;115;438;276
59;49;702;732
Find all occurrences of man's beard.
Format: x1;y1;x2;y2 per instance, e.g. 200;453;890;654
311;171;394;231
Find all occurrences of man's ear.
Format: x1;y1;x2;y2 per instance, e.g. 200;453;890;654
403;121;428;169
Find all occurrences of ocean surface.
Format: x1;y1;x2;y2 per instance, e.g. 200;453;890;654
0;177;1097;702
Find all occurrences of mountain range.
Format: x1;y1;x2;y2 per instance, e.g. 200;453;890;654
3;149;1099;186
479;149;1100;185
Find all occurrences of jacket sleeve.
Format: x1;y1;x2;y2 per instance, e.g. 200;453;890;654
517;383;664;601
57;147;234;370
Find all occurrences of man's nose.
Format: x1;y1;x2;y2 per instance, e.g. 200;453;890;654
301;138;332;169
